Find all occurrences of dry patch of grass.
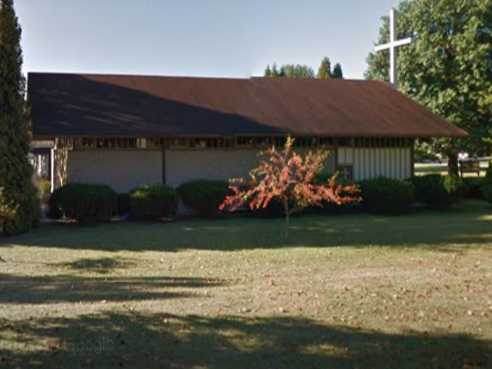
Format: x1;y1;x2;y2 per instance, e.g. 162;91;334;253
0;201;491;368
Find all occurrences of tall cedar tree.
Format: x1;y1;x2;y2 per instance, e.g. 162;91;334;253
317;57;332;79
0;0;36;235
220;137;360;238
332;63;344;79
366;0;492;175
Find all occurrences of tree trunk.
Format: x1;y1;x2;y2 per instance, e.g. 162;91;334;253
283;199;290;240
448;152;459;177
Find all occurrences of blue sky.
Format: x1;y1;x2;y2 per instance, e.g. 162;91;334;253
16;0;398;79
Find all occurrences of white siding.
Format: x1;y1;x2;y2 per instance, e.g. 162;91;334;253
66;147;340;192
68;150;162;193
337;147;412;181
165;149;260;188
165;148;336;187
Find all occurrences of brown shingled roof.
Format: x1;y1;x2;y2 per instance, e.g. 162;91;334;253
27;72;467;139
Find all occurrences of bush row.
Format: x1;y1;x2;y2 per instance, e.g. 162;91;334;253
451;164;492;204
315;175;466;215
129;184;177;220
177;180;230;217
363;175;468;214
48;173;475;224
49;183;117;224
48;180;230;223
359;177;415;214
411;175;465;209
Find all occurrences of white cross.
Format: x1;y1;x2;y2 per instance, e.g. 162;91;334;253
374;8;412;88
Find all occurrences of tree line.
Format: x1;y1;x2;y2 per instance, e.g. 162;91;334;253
264;57;344;79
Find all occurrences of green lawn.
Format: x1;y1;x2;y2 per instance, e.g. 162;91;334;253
1;201;491;368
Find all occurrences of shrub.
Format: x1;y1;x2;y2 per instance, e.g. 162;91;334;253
359;177;415;215
129;184;177;221
481;184;492;204
177;180;229;217
485;162;492;182
117;193;131;216
47;189;63;219
443;175;466;201
314;172;333;185
411;175;465;209
477;163;492;203
49;183;117;223
252;198;289;218
463;177;485;199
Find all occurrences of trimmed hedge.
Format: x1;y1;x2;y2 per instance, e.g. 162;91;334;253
49;183;117;223
129;184;177;220
443;175;466;200
463;177;485;199
480;162;492;204
480;163;492;203
177;180;229;217
359;177;415;215
481;184;492;204
411;175;464;209
117;193;131;216
485;163;492;182
252;198;288;218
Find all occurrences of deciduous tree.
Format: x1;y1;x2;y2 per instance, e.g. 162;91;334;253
220;137;360;238
366;0;492;175
317;57;332;79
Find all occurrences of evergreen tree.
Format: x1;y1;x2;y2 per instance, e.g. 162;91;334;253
0;0;37;235
317;57;332;79
265;64;314;79
272;63;279;78
279;65;287;77
365;0;492;175
265;59;343;80
332;63;344;79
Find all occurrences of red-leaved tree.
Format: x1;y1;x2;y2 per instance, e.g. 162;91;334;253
219;137;361;237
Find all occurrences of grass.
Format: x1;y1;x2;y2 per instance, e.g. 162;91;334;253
1;201;491;368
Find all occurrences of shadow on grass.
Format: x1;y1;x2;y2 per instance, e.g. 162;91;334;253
51;257;137;274
2;201;492;252
0;312;490;369
0;274;225;305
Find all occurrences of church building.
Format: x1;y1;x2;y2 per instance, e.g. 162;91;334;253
27;72;466;193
